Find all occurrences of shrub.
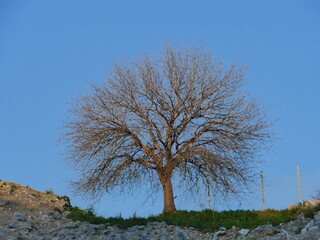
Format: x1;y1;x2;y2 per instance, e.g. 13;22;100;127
45;188;54;194
67;206;109;225
57;195;72;211
288;203;320;219
10;185;17;194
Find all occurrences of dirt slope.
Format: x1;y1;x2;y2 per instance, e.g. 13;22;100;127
0;180;70;224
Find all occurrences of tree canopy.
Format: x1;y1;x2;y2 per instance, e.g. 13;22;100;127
63;45;271;213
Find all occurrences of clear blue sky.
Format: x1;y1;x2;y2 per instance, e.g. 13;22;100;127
1;0;320;218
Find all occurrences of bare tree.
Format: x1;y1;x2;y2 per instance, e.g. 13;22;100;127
63;45;271;213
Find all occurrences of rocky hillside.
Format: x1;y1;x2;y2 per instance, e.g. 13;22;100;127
0;180;71;221
1;180;320;239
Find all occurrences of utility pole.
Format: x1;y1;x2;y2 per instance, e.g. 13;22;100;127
260;171;265;210
206;165;211;209
207;182;211;209
297;165;302;204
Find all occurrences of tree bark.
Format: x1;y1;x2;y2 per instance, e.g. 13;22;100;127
161;177;177;214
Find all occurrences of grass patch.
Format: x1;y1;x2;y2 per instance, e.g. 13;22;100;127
67;205;320;232
67;207;109;225
67;206;149;228
147;209;295;231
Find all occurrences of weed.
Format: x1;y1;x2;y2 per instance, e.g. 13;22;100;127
31;193;40;198
10;185;17;194
45;188;54;194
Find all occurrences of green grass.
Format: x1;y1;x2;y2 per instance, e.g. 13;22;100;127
147;209;295;231
67;205;320;232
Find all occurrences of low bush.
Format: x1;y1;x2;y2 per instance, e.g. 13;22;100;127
67;206;108;225
10;185;17;194
288;204;320;219
45;188;54;194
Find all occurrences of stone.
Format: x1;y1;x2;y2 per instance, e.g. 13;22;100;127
8;223;16;228
0;200;9;207
135;225;145;230
127;227;136;232
310;226;319;231
253;225;264;231
315;212;320;221
40;214;51;222
212;230;225;240
48;211;61;220
238;228;250;235
177;230;190;240
33;236;44;240
232;226;238;231
306;220;315;229
138;236;151;240
13;212;26;221
153;228;162;234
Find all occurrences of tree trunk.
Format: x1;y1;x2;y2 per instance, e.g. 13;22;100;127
161;177;177;214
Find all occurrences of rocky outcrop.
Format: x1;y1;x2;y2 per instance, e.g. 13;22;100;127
0;214;217;240
0;211;320;239
0;180;71;224
209;212;320;239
